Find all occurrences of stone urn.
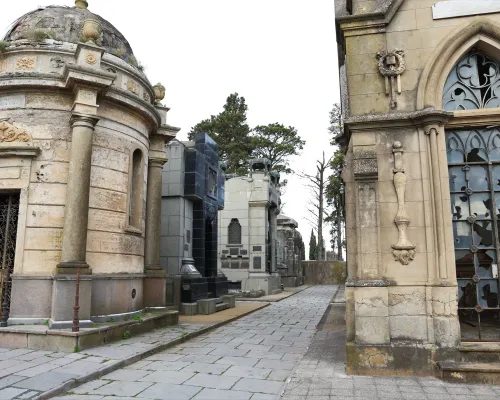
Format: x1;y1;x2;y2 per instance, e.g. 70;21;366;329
153;83;166;104
75;0;88;9
82;18;101;44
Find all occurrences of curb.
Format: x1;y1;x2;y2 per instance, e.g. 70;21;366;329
236;285;311;303
35;303;270;400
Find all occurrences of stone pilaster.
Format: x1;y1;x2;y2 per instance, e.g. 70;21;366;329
145;157;167;273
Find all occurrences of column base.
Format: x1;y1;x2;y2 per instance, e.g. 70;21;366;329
144;264;167;276
56;261;92;275
144;275;167;308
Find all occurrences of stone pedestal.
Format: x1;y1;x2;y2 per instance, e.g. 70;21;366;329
50;275;92;329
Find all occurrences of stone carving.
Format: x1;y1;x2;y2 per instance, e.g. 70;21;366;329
0;120;32;142
143;92;151;103
126;80;140;96
0;60;7;73
82;18;101;44
376;49;406;109
15;57;36;71
153;83;165;105
50;56;65;69
85;53;97;65
391;141;415;265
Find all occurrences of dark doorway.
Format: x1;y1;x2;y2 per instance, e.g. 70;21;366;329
0;193;20;327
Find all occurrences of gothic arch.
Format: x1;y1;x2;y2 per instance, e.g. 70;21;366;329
417;17;500;110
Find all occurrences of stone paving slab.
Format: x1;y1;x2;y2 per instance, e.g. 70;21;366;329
280;299;500;400
236;285;311;303
0;302;268;400
54;286;338;400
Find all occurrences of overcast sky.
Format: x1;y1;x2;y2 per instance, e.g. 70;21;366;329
1;0;340;258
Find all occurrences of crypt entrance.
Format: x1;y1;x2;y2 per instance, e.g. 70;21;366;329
0;192;20;327
445;51;500;340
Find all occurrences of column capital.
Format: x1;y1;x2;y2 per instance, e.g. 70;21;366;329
148;157;168;168
424;125;440;136
70;113;99;129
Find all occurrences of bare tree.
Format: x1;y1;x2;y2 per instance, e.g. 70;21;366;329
298;152;332;261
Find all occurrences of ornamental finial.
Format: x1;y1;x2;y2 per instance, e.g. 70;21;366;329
75;0;88;10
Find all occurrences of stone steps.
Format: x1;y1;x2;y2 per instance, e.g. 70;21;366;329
439;361;500;385
459;342;500;363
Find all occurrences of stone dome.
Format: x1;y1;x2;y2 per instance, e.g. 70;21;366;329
4;5;135;59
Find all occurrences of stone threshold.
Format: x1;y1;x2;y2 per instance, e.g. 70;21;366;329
0;311;179;352
236;285;311;302
33;302;269;400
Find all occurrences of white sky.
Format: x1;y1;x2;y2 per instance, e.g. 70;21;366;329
1;0;340;258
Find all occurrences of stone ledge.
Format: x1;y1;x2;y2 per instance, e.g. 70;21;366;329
0;310;179;352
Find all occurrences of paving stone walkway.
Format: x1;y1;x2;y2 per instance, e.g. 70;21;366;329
281;300;500;400
54;285;338;400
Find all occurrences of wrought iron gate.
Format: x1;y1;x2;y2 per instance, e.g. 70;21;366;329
448;128;500;340
0;193;19;327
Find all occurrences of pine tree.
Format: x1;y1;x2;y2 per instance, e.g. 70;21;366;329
309;229;317;261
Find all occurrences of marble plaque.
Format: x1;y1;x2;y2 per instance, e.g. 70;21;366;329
0;94;26;109
433;0;500;20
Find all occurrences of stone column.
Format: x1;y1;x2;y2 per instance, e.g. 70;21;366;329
145;157;167;272
57;115;98;273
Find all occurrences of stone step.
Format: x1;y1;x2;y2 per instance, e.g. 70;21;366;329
215;297;223;305
439;361;500;385
215;302;230;312
459;342;500;363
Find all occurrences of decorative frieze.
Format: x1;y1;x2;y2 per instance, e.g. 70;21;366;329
126;80;140;96
376;50;406;109
0;120;32;142
391;141;415;265
15;57;36;71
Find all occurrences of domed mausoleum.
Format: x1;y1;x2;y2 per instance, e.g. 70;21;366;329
0;0;179;328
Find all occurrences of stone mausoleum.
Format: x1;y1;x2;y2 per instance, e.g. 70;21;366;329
0;0;179;329
276;214;304;287
218;159;282;295
337;0;500;380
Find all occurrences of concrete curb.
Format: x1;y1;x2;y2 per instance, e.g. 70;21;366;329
35;303;270;400
236;285;312;303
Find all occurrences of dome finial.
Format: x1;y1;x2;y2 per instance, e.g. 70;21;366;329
75;0;88;9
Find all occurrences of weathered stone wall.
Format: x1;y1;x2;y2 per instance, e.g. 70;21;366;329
302;261;346;285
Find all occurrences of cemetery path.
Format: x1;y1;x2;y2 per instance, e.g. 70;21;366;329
281;297;500;400
53;285;338;400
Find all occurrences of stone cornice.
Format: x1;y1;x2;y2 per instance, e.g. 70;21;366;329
336;0;404;36
0;143;39;158
63;64;116;91
345;108;452;130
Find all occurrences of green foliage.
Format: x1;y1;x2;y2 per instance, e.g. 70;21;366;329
128;55;138;68
74;345;80;353
28;29;55;42
251;123;305;175
189;93;253;175
122;330;131;339
106;317;116;323
44;319;49;327
309;229;317;261
325;103;346;258
131;313;144;322
0;41;8;52
111;47;126;58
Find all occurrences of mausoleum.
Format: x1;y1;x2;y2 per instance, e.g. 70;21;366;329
337;0;500;381
276;215;304;287
0;0;179;328
218;159;282;295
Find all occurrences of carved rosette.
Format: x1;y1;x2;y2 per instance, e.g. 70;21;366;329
376;49;406;109
0;120;32;142
391;141;415;265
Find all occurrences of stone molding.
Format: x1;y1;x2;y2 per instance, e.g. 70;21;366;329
391;141;416;265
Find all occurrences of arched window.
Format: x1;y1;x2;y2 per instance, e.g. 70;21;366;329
443;51;500;111
228;218;241;244
129;149;144;229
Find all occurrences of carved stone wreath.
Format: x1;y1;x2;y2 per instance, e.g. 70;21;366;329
376;49;406;109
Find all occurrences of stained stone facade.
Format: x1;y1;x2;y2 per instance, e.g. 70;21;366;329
336;0;500;376
218;160;282;295
276;215;304;287
0;2;179;328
